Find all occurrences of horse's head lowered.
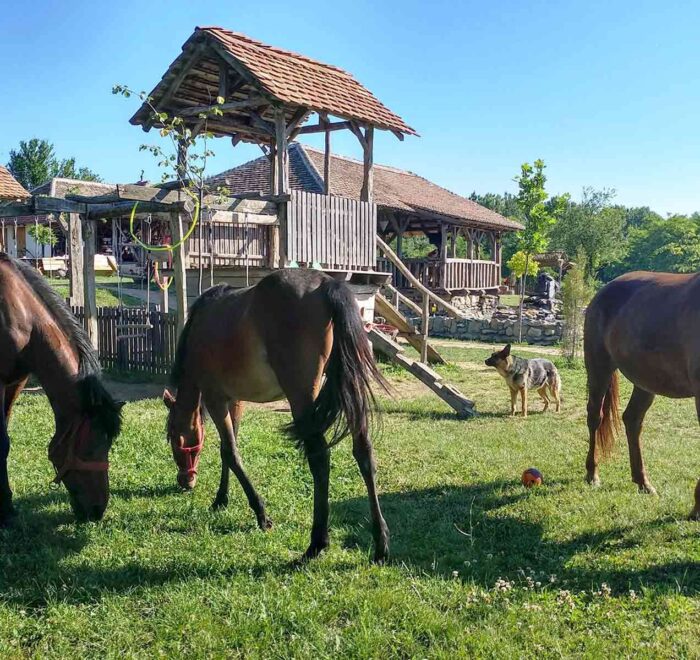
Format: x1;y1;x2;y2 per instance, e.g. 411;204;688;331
163;389;205;490
50;377;123;522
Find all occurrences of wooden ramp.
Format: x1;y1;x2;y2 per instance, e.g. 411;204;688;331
374;292;445;365
368;327;475;418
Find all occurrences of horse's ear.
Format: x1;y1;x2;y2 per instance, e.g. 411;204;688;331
163;389;176;409
503;344;511;356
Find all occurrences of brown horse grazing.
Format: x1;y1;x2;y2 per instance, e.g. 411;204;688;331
0;253;122;525
584;271;700;519
163;269;390;562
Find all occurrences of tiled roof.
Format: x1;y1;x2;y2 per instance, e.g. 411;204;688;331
0;166;29;200
131;27;415;139
209;144;523;232
200;27;416;136
31;178;117;198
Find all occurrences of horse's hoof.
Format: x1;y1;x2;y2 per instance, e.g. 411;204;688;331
688;508;700;521
257;515;273;531
373;543;390;564
638;483;657;496
586;476;601;487
211;497;228;511
302;539;329;561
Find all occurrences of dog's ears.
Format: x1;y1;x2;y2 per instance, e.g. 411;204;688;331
502;344;511;357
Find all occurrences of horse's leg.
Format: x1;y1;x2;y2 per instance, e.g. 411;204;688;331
623;386;656;494
690;398;700;520
537;386;549;412
586;368;613;487
207;396;271;529
352;428;389;563
0;377;28;524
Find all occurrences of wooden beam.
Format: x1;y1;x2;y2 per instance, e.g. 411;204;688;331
81;215;98;349
68;213;83;306
324;128;331;195
295;120;354;136
217;60;228;100
285;107;309;139
348;121;368;150
177;95;268;118
361;126;374;203
86;200;188;219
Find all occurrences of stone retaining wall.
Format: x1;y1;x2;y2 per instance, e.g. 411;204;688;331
409;309;564;346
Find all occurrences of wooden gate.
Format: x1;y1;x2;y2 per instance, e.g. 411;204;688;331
71;306;178;375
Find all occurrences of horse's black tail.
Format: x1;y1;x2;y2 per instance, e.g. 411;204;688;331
292;279;390;451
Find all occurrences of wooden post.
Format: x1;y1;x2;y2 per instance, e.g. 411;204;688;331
81;216;98;349
170;212;188;335
273;109;288;195
439;223;448;289
360;126;374;203
420;292;429;364
324;128;331;194
68;213;84;306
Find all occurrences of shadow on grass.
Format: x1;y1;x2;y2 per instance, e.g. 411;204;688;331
3;480;698;608
334;481;700;595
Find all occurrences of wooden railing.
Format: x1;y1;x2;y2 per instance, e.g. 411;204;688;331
187;222;272;269
286;191;376;270
377;256;500;291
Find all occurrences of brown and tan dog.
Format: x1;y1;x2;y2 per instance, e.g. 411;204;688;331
484;344;561;417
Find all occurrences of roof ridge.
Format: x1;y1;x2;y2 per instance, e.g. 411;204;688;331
198;26;351;76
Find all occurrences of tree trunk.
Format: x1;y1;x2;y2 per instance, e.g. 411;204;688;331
517;253;530;342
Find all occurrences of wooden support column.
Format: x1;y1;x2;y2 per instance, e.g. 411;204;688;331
81;216;98;349
324;127;331;194
361;126;374;203
67;212;84;306
273;109;289;267
439;223;448;289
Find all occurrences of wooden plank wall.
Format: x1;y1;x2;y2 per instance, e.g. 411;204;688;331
187;222;270;269
286;191;376;270
71;306;178;375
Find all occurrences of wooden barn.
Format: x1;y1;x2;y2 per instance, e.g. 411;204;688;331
208;143;522;300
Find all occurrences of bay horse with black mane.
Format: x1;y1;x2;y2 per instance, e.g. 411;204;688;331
163;269;390;562
0;253;122;525
585;271;700;519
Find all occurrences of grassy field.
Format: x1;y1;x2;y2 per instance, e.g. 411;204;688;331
1;343;700;657
46;276;144;307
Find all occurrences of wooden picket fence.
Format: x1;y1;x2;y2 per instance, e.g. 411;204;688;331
70;306;178;375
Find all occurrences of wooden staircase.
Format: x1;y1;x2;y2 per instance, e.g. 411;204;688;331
370;235;476;418
368;327;475;418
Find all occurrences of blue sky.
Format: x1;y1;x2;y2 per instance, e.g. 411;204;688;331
1;0;698;215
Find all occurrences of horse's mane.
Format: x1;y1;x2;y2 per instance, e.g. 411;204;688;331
3;254;121;444
170;283;234;387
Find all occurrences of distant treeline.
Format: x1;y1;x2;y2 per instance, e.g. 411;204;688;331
469;188;700;282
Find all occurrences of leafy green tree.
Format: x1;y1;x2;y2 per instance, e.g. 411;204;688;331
513;160;567;340
6;139;102;190
561;249;594;364
548;187;626;279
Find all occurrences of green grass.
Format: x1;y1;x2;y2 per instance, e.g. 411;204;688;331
1;345;700;657
499;294;521;307
46;277;144;307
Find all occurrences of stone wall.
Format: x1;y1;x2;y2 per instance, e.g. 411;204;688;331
409;307;564;346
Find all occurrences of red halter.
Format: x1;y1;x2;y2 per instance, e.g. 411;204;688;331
49;418;110;485
172;437;204;479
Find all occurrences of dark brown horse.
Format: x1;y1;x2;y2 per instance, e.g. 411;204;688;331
163;269;390;562
0;253;122;525
585;271;700;518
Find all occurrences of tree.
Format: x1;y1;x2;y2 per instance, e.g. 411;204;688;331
6;139;102;190
513;160;567;341
548;187;627;279
507;250;539;296
560;249;594;364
